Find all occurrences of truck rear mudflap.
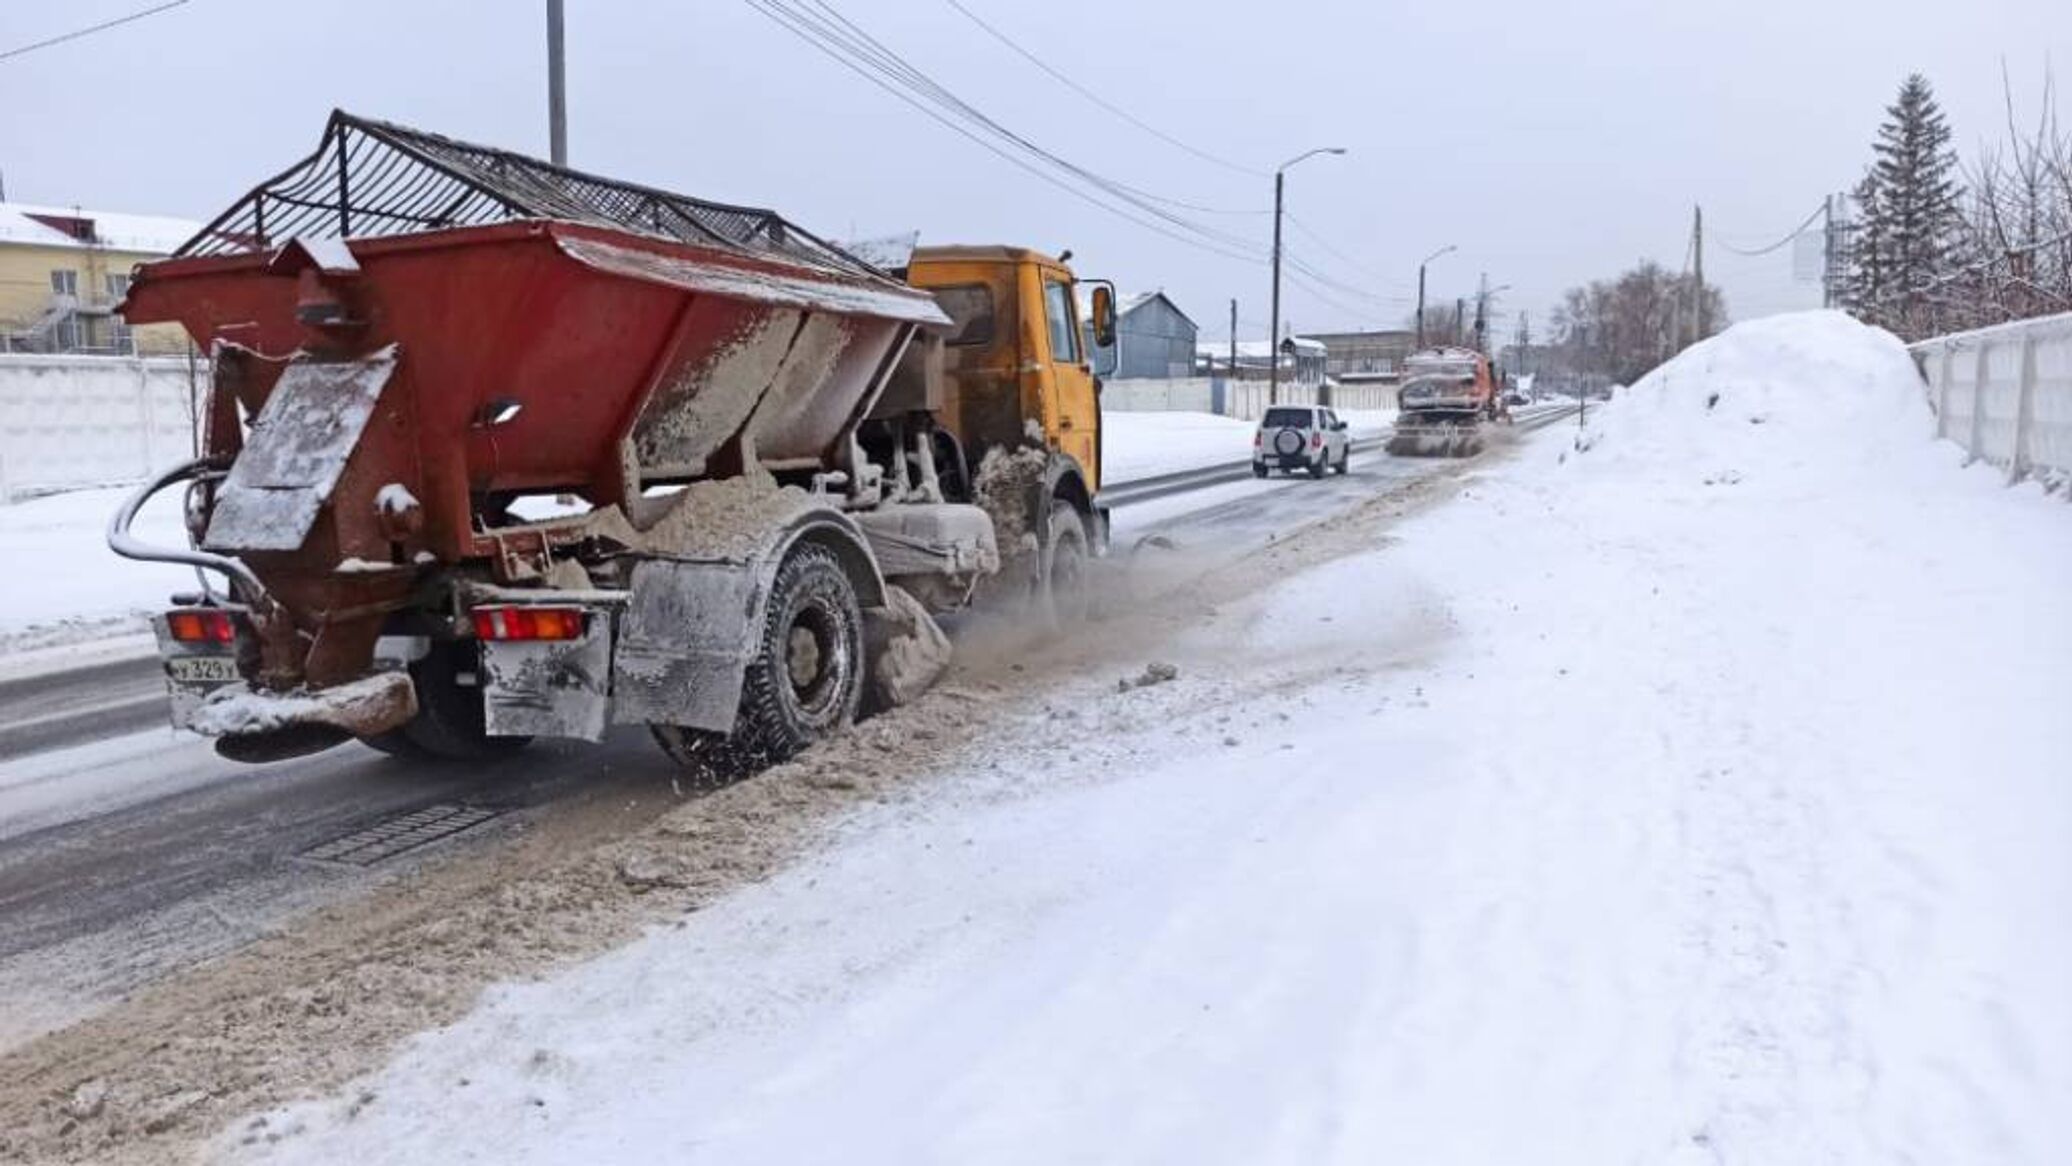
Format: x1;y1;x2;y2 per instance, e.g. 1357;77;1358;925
184;671;418;763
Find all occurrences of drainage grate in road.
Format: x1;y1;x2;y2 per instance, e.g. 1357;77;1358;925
301;803;505;867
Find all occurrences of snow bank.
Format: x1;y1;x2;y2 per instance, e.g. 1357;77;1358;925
1575;310;1939;486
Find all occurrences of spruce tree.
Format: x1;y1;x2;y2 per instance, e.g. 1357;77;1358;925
1857;74;1964;333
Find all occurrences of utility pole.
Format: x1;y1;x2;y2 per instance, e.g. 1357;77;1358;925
1228;298;1237;385
1269;170;1284;405
1692;203;1706;340
1415;244;1454;350
1575;324;1588;431
1472;272;1490;352
1416;265;1427;348
1821;194;1835;309
1453;297;1465;347
1267;146;1346;407
547;0;568;166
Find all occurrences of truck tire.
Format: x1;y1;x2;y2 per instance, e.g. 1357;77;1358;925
652;542;864;782
1334;447;1350;475
377;641;532;762
1042;501;1090;625
1308;451;1328;479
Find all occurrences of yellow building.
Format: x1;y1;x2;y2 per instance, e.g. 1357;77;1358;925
0;202;200;355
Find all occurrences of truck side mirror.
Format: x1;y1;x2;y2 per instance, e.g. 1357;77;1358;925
1090;285;1116;349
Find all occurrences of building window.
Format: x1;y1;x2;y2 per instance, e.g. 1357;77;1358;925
50;269;79;297
105;273;131;301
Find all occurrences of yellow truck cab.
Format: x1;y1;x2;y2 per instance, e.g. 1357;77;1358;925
874;245;1115;615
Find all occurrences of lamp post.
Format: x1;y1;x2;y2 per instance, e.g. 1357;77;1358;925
1415;243;1456;350
1269;146;1346;405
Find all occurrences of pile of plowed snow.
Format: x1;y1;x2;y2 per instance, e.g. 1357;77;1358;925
1573;311;1940;488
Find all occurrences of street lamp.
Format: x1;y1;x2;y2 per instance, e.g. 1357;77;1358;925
1415;244;1456;349
1269;146;1346;405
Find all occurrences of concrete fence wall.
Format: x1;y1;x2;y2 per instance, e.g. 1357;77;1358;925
1910;311;2072;486
1102;377;1216;413
0;353;201;501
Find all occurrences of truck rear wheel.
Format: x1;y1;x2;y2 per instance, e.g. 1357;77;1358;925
652;543;864;782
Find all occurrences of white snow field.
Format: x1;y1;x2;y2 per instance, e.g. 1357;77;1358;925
233;312;2070;1164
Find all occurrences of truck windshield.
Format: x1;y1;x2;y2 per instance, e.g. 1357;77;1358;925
1262;407;1313;428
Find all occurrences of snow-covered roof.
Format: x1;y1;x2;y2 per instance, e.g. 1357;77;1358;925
0;202;199;255
1200;338;1330;359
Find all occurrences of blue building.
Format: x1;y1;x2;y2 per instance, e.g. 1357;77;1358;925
1084;290;1198;379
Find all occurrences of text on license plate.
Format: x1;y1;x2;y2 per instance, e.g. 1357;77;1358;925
168;656;240;684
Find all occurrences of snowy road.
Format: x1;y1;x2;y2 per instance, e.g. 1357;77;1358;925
0;417;1551;1060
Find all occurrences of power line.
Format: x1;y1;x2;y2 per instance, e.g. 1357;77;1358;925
1715;201;1826;257
0;0;191;63
741;0;1263;263
745;0;1268;261
939;0;1267;179
1283;212;1396;282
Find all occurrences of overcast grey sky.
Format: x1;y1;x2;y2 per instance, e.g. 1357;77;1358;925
2;0;2064;343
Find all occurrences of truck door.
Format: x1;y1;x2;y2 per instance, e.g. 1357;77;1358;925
1037;274;1100;493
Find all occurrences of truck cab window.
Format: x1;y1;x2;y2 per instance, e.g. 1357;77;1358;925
1042;279;1079;364
932;284;994;347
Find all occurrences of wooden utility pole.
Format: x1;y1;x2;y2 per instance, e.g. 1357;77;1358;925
1692;204;1706;340
1228;298;1237;383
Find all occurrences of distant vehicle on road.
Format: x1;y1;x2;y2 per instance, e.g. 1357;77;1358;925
1253;405;1349;479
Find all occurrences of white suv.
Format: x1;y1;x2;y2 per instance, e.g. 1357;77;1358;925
1253;405;1350;478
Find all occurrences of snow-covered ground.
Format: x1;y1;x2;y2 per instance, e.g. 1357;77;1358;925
222;311;2072;1164
1099;407;1396;480
0;484;190;655
1096;409;1257;480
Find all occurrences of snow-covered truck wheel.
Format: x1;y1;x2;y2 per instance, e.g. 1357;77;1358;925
653;543;864;781
381;641;533;762
1041;501;1091;626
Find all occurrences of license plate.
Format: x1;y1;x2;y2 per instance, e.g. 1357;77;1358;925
168;656;240;684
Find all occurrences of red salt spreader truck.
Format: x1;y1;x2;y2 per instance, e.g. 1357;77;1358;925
108;112;1119;771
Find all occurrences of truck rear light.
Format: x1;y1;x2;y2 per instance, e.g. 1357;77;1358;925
167;609;237;644
1310;432;1323;449
472;606;586;642
1253;430;1262;447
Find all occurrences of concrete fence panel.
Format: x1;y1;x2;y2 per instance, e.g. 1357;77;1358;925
1911;311;2072;485
0;353;201;501
1101;377;1215;412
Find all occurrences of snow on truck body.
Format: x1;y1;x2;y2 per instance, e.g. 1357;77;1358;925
107;111;1113;768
